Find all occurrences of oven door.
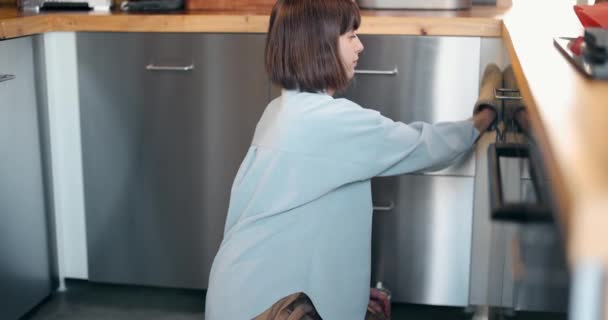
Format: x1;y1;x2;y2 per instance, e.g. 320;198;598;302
470;128;570;314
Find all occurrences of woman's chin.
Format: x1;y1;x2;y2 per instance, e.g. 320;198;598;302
348;70;356;80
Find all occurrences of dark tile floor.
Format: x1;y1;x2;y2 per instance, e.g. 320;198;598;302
22;280;568;320
22;280;204;320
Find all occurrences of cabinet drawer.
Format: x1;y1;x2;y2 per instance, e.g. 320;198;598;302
341;35;481;177
78;33;270;289
371;175;474;306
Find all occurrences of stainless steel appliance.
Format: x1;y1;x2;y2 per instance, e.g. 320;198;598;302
18;0;111;11
0;36;55;320
77;33;270;289
340;35;481;307
357;0;472;10
469;82;570;317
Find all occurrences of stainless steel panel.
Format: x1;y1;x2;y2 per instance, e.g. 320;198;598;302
498;157;521;308
78;33;270;289
341;35;481;176
511;179;569;312
514;224;570;312
338;35;480;307
469;132;496;306
357;0;472;10
371;175;474;306
471;130;569;314
470;132;520;309
0;36;53;319
32;33;61;290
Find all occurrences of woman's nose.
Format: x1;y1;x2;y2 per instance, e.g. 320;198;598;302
356;39;364;53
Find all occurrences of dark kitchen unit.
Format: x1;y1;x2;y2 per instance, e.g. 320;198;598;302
76;33;270;289
0;36;56;319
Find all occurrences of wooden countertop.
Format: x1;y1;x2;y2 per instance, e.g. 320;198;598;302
503;0;608;273
0;6;507;38
1;0;608;299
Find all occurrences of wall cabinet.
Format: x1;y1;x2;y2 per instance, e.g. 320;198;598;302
77;33;270;289
0;36;53;319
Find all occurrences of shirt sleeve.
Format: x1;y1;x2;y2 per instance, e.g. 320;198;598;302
374;119;479;177
296;98;480;180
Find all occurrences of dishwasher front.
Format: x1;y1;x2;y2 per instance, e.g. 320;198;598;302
340;35;481;307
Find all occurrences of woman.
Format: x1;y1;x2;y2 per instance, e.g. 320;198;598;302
205;0;496;319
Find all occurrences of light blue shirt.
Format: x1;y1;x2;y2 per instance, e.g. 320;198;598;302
205;90;479;320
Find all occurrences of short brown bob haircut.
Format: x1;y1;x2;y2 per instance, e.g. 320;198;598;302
265;0;361;93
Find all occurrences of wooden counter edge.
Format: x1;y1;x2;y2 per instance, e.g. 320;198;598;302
1;13;502;39
501;22;572;240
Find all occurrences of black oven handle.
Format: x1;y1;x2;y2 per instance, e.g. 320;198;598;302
487;143;553;223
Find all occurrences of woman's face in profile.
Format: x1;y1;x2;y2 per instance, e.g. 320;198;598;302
339;30;365;80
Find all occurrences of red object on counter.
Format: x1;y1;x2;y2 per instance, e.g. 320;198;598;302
574;2;608;28
569;36;585;56
571;2;608;55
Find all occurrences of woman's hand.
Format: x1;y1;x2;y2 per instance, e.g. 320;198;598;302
472;107;497;133
368;288;391;320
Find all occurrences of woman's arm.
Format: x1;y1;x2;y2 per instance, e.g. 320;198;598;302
374;118;479;177
377;108;496;177
288;97;496;181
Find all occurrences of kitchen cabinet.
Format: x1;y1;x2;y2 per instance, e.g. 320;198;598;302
0;36;54;319
340;35;568;314
339;35;481;306
77;33;270;289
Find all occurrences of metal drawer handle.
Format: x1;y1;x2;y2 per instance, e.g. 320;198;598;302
0;74;16;83
373;201;395;212
355;67;398;76
494;88;522;101
145;64;195;71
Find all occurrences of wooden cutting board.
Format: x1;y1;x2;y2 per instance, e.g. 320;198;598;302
186;0;276;11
